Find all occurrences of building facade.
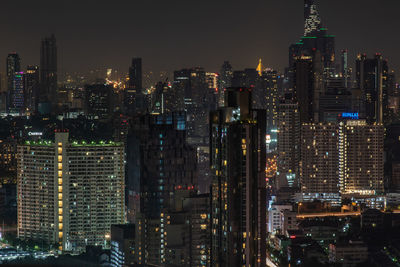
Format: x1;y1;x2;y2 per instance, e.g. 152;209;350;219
17;131;125;252
210;88;266;267
339;120;384;195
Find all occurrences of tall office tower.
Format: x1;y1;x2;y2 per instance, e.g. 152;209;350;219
40;34;57;111
293;55;323;123
17;131;125;252
217;61;233;107
25;65;40;113
125;58;146;115
300;123;340;203
85;84;114;120
129;113;197;266
9;72;25;114
356;53;389;124
210;88;266;267
289;0;335;79
129;58;142;90
341;49;351;88
339;120;384;195
6;53;21;92
277;99;301;189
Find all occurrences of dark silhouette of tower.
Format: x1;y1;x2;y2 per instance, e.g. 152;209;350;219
129;58;142;90
40;34;57;113
125;58;146;114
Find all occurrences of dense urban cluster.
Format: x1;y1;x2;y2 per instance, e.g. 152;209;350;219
0;0;399;267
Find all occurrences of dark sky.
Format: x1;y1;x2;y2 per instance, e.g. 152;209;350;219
0;0;399;77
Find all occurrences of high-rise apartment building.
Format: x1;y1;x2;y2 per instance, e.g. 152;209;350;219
210;88;266;267
40;34;57;111
17;131;125;252
339;120;384;195
300;123;340;202
277;100;301;189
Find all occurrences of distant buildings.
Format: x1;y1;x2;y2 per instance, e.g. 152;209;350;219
17;131;125;252
85;84;115;120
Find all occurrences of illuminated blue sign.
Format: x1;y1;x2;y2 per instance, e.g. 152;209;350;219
341;113;359;119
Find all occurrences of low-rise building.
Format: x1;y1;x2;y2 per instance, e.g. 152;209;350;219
329;240;368;267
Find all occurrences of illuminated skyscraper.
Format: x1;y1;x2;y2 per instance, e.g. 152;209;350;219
210;88;266;267
289;0;335;79
40;34;57;112
25;65;40;113
9;72;25;113
6;53;21;92
304;0;322;36
17;132;125;252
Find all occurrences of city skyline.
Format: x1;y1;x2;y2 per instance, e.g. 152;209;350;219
0;0;399;75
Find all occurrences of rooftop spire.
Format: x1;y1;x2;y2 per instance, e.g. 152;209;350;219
256;58;263;76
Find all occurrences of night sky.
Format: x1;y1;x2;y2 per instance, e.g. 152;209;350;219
0;0;399;78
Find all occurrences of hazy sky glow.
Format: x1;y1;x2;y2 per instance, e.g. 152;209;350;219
0;0;399;77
